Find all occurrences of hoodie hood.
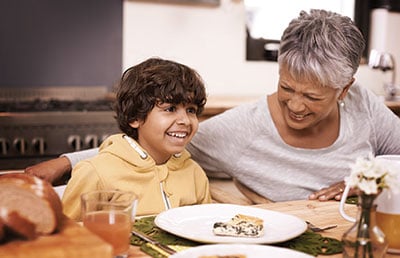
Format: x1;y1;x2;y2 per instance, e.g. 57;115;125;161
98;134;191;172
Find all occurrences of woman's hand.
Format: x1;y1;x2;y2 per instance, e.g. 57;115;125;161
309;181;356;201
25;156;72;186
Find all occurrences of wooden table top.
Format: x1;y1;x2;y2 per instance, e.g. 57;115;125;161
0;215;113;258
127;199;399;258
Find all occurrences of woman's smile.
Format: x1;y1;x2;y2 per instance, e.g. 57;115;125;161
288;110;310;121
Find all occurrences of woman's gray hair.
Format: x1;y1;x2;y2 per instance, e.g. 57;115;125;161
278;9;365;90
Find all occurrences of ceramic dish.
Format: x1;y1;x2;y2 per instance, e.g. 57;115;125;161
155;203;307;244
169;244;314;258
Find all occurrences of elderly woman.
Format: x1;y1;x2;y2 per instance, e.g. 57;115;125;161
188;9;400;203
26;10;400;203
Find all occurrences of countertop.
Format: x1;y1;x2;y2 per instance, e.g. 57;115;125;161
201;95;400;119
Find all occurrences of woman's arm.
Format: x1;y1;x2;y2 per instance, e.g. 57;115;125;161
25;157;72;185
24;148;99;185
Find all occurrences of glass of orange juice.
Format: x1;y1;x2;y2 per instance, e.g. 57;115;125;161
81;190;138;258
375;155;400;253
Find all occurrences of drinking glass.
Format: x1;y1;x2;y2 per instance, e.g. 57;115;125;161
375;155;400;253
340;155;400;254
81;190;137;258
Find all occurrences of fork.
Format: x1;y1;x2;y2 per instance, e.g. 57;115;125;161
306;221;337;232
131;229;176;255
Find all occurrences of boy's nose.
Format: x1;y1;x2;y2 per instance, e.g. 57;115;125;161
176;110;190;124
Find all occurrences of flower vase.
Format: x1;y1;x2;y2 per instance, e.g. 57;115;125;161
342;193;388;258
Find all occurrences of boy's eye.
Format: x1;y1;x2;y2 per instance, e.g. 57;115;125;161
187;107;197;114
165;106;176;112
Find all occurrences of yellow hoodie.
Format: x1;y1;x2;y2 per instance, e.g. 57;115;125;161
62;134;211;221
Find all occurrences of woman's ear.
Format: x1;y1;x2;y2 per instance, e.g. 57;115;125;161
339;78;355;100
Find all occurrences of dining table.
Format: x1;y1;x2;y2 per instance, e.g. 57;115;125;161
1;170;397;257
126;199;399;258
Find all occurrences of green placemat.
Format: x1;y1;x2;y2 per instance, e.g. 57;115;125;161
130;216;342;257
276;231;342;256
346;196;358;205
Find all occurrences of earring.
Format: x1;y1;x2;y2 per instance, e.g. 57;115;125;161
338;99;345;108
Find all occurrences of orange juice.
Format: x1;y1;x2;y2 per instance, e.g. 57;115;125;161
376;211;400;250
83;211;132;256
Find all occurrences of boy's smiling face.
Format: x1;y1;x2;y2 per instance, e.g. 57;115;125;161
129;102;199;165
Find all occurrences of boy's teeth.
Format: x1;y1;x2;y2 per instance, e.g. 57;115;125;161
167;132;187;138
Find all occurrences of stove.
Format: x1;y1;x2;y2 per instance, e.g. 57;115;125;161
0;87;120;170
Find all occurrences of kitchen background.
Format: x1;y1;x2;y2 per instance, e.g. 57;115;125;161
123;0;399;97
1;0;400;169
1;0;400;96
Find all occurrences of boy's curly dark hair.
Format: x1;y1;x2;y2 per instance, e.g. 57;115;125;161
114;57;207;140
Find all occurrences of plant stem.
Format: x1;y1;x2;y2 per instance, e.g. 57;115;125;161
355;193;376;258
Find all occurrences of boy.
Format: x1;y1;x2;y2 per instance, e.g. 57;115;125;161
62;58;211;220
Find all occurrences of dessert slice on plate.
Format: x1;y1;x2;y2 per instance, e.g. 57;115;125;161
213;214;264;238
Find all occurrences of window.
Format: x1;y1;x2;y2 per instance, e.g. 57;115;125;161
245;0;364;61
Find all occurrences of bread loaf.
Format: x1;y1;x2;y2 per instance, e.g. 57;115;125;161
0;173;63;241
0;209;36;240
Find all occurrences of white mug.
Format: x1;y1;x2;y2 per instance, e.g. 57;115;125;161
339;155;400;253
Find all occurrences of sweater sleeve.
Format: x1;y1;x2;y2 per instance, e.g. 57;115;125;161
188;98;266;178
61;148;99;168
61;160;103;221
356;84;400;154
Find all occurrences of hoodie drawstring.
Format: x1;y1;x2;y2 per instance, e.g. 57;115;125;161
123;135;148;159
160;182;171;210
124;135;171;210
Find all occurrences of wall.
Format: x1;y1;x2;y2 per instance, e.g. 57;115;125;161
123;0;399;98
123;0;277;97
369;8;400;96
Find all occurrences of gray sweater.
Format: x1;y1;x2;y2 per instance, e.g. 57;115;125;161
187;84;400;201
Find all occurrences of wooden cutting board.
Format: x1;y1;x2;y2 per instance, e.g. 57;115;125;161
0;215;113;258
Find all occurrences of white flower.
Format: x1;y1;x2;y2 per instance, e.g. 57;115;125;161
345;154;399;195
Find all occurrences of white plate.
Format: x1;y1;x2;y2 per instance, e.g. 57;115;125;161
388;247;400;254
170;244;314;258
154;203;307;244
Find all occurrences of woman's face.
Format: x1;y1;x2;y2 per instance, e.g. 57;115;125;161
129;102;199;164
277;68;340;131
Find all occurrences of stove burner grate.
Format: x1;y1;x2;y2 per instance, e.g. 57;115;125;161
0;99;114;112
